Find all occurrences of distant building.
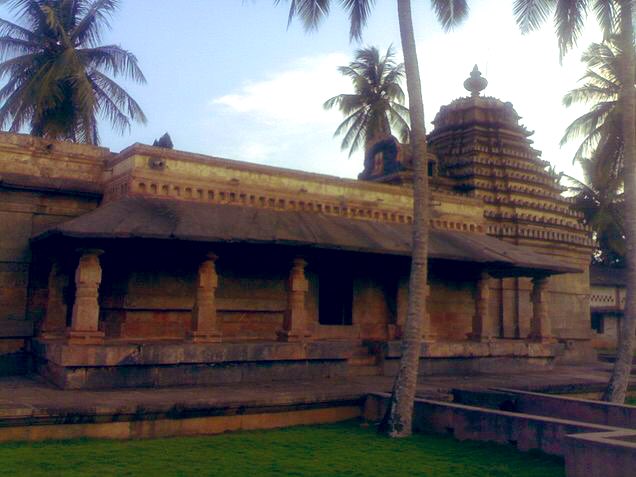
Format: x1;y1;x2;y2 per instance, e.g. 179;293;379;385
590;265;626;349
0;68;595;389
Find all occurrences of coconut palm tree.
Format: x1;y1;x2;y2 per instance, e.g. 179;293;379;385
561;39;623;172
275;0;469;436
325;45;410;158
561;38;627;267
513;0;636;403
0;0;147;144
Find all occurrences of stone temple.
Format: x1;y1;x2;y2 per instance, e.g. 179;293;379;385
0;68;594;389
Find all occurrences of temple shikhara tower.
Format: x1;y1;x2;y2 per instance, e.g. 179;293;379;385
0;68;594;388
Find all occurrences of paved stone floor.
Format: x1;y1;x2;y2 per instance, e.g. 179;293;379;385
0;362;629;422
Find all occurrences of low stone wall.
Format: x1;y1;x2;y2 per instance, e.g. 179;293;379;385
452;388;636;429
564;430;636;477
34;340;353;389
364;393;616;456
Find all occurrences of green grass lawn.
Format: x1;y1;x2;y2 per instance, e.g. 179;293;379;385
627;396;636;405
0;421;564;477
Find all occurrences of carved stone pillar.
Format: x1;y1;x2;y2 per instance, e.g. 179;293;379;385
67;249;105;345
40;260;69;338
188;253;222;343
529;276;554;342
421;285;436;342
468;272;495;341
278;258;311;342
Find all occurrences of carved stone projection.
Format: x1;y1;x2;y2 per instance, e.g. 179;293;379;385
67;249;105;345
188;253;222;343
40;260;69;338
278;258;311;342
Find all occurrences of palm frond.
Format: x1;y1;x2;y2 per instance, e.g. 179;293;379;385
275;0;331;31
0;17;39;41
340;0;374;41
431;0;469;31
554;0;589;58
592;0;617;39
513;0;555;33
71;0;120;47
79;45;146;83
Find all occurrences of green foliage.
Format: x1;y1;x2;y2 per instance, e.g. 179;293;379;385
561;38;627;266
513;0;617;59
325;45;409;157
0;421;565;477
0;0;147;144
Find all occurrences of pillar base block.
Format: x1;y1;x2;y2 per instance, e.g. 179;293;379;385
39;330;67;340
276;329;312;342
527;334;557;344
421;333;437;343
188;330;222;343
466;333;495;343
387;324;402;340
67;330;105;345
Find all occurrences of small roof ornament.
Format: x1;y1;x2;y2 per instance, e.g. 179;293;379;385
464;65;488;97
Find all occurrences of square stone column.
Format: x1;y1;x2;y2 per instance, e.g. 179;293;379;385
67;249;105;345
468;272;495;341
529;276;555;343
188;253;222;343
278;258;311;342
40;260;69;338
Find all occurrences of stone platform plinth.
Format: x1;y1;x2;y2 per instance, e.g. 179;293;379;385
372;340;563;376
33;339;354;389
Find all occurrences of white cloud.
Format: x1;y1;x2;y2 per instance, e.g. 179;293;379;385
206;52;364;177
212;53;351;128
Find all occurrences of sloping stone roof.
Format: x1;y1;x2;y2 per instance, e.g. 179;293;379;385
33;196;580;275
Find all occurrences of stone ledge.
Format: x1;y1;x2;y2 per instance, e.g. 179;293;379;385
33;339;355;368
377;340;561;359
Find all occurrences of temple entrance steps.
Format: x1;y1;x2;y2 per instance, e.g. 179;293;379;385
347;346;381;377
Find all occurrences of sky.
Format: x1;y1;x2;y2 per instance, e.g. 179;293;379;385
0;0;605;180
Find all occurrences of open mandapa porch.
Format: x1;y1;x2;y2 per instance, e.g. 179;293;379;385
30;197;581;390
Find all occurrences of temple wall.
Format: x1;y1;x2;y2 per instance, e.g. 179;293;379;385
0;190;98;373
429;276;475;341
0;133;106;374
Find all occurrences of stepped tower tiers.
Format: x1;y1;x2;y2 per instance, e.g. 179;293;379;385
428;66;593;257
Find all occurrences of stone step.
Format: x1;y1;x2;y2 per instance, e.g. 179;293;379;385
349;355;377;367
348;365;381;377
350;346;374;357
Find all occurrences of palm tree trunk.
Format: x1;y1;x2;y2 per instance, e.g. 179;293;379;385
603;0;636;403
379;0;429;437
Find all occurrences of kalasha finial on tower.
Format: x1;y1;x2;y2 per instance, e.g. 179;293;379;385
464;65;488;97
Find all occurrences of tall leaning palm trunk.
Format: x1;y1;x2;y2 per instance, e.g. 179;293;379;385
379;0;430;436
603;0;636;403
275;0;468;435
